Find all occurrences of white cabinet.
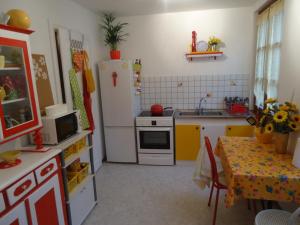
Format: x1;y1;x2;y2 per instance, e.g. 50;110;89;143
0;202;28;225
27;174;66;225
69;179;95;225
0;24;42;143
201;124;226;149
1;156;67;225
56;131;97;225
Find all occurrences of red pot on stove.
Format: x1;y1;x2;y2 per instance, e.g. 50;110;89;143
151;104;164;116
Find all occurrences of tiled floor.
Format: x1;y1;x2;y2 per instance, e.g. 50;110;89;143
84;161;256;225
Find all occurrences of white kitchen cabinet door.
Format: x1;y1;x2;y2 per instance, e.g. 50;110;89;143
69;179;95;225
27;174;66;225
201;124;225;172
0;202;28;225
201;124;226;149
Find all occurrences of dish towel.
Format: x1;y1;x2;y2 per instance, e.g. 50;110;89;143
69;68;90;130
192;143;224;189
82;50;95;132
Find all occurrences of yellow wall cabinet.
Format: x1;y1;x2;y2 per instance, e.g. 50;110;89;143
175;124;200;160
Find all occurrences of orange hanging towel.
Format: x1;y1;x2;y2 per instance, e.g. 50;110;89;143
82;50;95;93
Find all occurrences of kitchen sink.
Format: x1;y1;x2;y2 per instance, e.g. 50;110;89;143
178;110;224;117
200;111;223;116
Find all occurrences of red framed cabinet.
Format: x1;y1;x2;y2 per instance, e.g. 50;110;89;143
27;174;66;225
0;156;68;225
0;25;41;144
0;202;28;225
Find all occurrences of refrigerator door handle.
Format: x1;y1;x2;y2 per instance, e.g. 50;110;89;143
112;72;118;87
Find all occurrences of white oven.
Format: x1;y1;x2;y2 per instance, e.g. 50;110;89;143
135;111;175;165
136;127;173;154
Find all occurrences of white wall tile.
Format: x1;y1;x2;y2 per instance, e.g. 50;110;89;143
141;74;250;110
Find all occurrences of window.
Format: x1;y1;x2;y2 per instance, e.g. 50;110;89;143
254;0;284;108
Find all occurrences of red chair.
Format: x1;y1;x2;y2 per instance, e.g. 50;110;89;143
205;136;228;225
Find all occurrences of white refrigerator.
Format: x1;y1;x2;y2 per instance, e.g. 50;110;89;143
98;60;140;163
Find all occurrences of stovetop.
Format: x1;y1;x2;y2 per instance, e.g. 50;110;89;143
138;110;174;117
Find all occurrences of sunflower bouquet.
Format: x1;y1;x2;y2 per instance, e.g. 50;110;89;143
208;36;221;46
258;98;300;134
208;36;221;51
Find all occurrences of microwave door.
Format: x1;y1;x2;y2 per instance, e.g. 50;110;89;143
55;113;78;143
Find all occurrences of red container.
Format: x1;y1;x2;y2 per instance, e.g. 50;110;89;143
110;50;121;60
151;104;164;116
229;104;248;114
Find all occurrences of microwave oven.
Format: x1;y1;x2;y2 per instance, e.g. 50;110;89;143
37;111;78;145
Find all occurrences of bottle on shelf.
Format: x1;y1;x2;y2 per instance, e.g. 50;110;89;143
192;31;197;52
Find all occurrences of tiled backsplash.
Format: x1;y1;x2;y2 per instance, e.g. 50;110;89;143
141;74;250;110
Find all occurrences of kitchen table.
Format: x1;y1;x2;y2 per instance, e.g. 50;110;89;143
215;136;300;207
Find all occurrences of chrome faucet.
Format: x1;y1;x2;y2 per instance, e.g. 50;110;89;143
197;97;207;114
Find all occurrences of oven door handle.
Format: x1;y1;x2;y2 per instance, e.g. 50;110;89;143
137;127;172;132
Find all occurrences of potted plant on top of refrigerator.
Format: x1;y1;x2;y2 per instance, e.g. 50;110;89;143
101;13;128;60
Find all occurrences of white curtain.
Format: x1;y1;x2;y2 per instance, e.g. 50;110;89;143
254;0;284;107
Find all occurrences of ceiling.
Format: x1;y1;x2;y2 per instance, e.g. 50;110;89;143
72;0;258;17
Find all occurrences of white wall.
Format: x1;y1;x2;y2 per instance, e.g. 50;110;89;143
118;7;255;76
278;0;300;105
1;0;105;169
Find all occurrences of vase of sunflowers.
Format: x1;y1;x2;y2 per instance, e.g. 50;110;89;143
257;98;300;153
208;36;221;52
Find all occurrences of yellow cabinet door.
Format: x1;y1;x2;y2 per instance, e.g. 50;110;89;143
225;125;254;137
175;124;200;160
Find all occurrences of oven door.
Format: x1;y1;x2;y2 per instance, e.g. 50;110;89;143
136;127;173;154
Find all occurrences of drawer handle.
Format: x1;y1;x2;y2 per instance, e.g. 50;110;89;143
14;180;32;197
40;163;54;177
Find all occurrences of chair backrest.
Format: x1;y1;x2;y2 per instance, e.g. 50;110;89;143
226;125;254;137
289;207;300;225
204;136;219;184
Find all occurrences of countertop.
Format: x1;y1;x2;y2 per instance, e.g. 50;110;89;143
174;109;254;119
0;148;61;191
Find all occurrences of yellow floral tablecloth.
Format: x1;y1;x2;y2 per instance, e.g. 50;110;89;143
215;136;300;208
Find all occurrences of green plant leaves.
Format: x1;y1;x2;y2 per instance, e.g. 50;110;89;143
101;13;129;50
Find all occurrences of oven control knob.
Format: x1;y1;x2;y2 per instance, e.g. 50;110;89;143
151;121;157;126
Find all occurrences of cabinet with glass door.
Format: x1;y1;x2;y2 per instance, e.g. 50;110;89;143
0;25;41;143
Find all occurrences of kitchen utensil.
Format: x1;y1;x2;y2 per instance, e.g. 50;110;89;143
151;104;164;116
0;150;21;163
151;104;172;116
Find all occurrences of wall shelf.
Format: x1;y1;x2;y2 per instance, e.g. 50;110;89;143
63;146;92;168
185;51;223;61
2;98;26;105
0;67;22;71
56;131;97;225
